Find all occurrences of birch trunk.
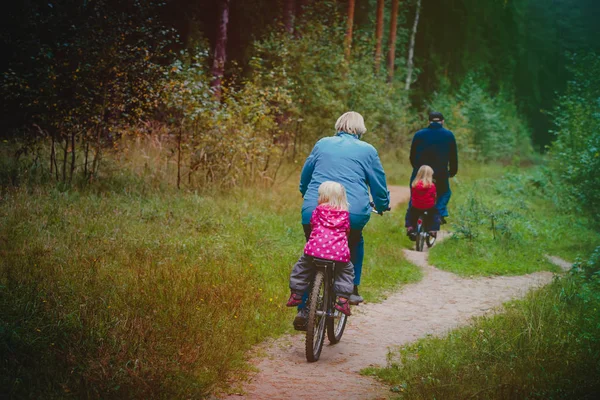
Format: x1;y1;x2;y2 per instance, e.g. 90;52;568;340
405;0;421;90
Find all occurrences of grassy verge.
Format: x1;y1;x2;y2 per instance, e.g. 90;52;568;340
366;165;600;398
429;168;600;276
0;171;420;397
364;248;600;399
362;208;422;302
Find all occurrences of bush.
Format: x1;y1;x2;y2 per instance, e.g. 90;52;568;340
549;53;600;217
251;10;415;150
430;73;533;161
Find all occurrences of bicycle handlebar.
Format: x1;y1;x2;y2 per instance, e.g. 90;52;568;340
369;201;391;215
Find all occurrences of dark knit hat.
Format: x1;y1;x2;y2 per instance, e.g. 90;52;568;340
428;111;444;122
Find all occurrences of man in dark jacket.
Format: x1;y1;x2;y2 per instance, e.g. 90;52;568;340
408;111;458;223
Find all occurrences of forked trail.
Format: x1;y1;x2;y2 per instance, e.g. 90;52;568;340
222;186;568;400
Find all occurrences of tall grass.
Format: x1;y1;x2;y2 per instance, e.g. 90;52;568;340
1;185;300;397
0;145;422;397
429;168;600;276
365;248;600;399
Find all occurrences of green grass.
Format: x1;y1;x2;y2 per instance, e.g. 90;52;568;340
381;151;509;186
365;165;600;399
364;249;600;399
428;169;600;276
0;172;420;398
362;208;422;302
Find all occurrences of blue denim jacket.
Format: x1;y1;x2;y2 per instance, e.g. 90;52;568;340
299;132;390;226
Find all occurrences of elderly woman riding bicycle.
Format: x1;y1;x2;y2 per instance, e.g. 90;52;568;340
294;111;390;328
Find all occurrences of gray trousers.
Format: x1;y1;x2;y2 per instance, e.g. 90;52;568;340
289;254;355;298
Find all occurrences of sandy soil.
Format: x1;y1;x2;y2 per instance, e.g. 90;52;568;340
221;186;568;400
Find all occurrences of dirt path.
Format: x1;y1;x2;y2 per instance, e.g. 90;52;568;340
222;186;568;400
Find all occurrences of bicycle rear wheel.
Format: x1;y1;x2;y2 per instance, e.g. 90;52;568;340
327;307;347;344
415;230;425;252
306;270;327;362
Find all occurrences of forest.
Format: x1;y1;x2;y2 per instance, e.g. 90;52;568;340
1;0;600;398
2;0;599;188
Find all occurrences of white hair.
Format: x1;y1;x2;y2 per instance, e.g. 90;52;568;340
335;111;367;136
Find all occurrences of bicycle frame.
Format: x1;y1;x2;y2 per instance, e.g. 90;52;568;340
313;258;336;317
415;210;436;251
305;257;348;362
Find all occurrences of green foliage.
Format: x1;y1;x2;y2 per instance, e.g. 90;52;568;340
430;169;599;276
251;12;414;150
1;0;177;182
416;0;600;147
158;45;292;188
430;73;533;161
366;247;600;399
549;53;600;216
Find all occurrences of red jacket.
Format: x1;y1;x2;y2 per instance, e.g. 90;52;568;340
411;181;436;209
304;205;351;263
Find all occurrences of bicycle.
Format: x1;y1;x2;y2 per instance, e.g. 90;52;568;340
304;202;390;362
305;257;348;362
414;209;436;252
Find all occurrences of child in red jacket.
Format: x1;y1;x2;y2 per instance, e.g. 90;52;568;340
405;165;441;238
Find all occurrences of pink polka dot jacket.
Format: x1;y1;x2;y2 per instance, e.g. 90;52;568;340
304;204;351;263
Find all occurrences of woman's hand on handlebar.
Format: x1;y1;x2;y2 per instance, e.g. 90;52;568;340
369;201;391;215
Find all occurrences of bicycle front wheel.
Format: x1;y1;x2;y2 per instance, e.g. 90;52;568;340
327;307;347;344
306;270;327;362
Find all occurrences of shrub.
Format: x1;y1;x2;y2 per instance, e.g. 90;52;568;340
429;72;533;161
549;53;600;217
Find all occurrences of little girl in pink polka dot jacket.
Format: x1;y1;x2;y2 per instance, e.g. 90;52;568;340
286;181;355;316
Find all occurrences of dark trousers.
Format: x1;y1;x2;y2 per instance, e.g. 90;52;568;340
405;206;441;231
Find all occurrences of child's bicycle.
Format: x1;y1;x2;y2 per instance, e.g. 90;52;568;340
305;257;348;362
414;210;436;252
304;202;390;362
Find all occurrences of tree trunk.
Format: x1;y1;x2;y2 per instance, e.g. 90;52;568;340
177;124;182;189
344;0;355;60
91;124;102;181
69;131;76;182
405;0;421;90
374;0;384;73
62;135;68;183
387;0;399;83
84;137;89;178
283;0;296;35
211;0;231;101
50;134;56;177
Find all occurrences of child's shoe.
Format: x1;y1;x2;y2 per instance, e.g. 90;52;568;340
406;226;416;241
335;297;352;316
286;292;303;307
